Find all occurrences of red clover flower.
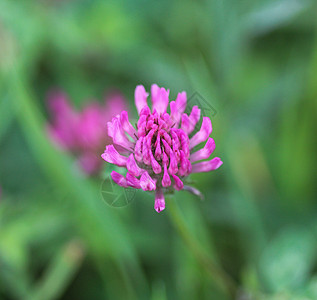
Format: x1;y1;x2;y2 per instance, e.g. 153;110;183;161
101;84;222;213
47;90;127;175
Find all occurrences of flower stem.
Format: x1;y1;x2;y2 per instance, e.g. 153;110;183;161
167;198;237;298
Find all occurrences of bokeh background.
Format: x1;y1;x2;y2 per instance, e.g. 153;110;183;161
1;0;317;299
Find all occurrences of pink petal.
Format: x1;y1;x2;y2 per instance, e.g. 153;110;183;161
181;114;191;134
170;130;180;149
191;157;223;173
162;151;169;165
190;138;216;163
142;139;151;165
170;91;187;126
134;137;144;162
161;130;171;144
162;139;172;156
190;106;201;124
150;151;162;174
126;172;141;189
120;111;137;140
162;164;171;187
154;133;162;160
137;114;147;137
172;174;184;191
151;84;170;115
146;119;155;131
145;129;155;147
175;91;187;111
168;151;178;175
139;106;151;117
178;130;190;158
111;171;128;187
101;145;128;167
189;117;212;150
140;172;156;191
150;84;160;111
178;150;191;176
126;154;144;176
110;118;134;151
135;85;149;114
181;106;201;135
154;189;165;213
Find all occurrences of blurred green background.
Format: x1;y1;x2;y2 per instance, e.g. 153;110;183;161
1;0;317;299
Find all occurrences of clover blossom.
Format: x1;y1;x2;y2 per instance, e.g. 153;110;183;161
47;90;127;175
101;84;222;212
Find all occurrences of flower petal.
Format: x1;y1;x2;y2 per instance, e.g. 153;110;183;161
168;151;178;175
135;85;149;114
150;151;162;174
190;138;216;163
170;91;187;126
101;145;128;167
178;150;191;176
134;137;144;162
162;163;171;187
154;189;165;213
111;171;128;187
191;157;223;173
154;133;162;160
126;154;144;176
120;111;137;140
142;138;151;165
171;174;184;191
181;106;201;135
151;84;170;115
189;117;212;150
110;117;134;151
126;172;141;189
140;172;156;191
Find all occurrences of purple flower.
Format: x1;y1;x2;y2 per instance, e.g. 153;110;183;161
47;90;127;175
101;84;223;213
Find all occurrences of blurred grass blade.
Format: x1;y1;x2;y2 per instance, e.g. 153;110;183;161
259;227;317;293
29;240;85;300
245;0;311;36
151;280;167;300
167;198;237;298
0;94;13;143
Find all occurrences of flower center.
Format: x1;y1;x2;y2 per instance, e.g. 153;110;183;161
134;107;192;186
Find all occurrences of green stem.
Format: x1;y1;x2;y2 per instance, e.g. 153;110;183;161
167;198;237;298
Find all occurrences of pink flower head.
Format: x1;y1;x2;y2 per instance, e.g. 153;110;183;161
101;84;223;213
47;90;127;175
